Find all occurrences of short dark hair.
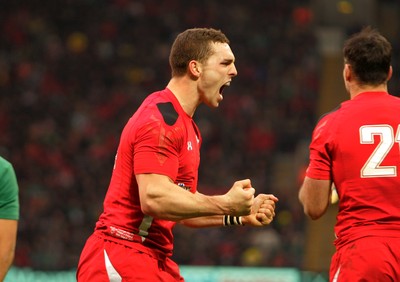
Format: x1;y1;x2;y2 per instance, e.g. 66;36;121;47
343;26;392;86
169;28;230;77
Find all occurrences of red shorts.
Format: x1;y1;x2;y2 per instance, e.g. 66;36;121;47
76;232;184;282
330;236;400;281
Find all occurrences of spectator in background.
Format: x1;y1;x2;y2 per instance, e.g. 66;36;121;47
299;26;400;281
76;28;278;281
0;156;19;281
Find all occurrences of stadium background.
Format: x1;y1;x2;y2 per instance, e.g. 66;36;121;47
1;0;399;281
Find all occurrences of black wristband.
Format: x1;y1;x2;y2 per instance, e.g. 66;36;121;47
223;214;229;226
223;215;244;226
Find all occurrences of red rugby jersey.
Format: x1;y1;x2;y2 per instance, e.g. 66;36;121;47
306;91;400;248
96;88;201;256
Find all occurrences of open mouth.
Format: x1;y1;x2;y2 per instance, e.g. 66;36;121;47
219;85;226;94
219;81;231;94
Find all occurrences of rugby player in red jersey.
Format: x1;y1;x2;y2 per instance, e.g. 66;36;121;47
77;28;278;282
299;26;400;281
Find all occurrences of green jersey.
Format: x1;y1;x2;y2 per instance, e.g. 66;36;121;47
0;156;19;220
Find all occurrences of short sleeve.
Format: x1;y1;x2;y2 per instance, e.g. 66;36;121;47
133;118;182;181
306;117;333;180
0;158;20;220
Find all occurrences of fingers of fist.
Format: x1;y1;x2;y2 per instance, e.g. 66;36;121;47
256;213;272;225
257;199;276;225
261;200;276;215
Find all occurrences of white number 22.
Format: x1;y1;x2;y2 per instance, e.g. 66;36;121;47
360;124;400;177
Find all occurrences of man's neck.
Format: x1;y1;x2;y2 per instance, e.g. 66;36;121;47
166;77;200;117
350;83;388;99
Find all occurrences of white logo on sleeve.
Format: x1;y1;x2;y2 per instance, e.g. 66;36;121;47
187;141;193;150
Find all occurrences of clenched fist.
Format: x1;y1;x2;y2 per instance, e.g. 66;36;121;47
224;179;255;216
242;194;278;226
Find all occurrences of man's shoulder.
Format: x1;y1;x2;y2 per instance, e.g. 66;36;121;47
156;102;179;126
140;90;181;126
0;157;14;175
0;156;11;167
316;104;342;125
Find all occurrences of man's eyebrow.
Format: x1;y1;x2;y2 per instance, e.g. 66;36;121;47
222;58;234;64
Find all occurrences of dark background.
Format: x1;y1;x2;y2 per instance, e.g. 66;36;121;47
1;0;399;272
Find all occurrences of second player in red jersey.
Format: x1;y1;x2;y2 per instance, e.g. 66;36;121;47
299;27;400;281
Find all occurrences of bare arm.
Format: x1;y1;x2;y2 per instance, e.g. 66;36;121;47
0;219;17;282
178;194;279;228
136;174;255;221
298;176;332;220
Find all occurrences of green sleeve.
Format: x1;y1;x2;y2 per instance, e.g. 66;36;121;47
0;157;20;220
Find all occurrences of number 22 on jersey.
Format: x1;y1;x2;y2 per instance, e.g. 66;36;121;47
360;124;400;178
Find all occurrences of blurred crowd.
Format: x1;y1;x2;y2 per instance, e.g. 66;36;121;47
0;0;341;270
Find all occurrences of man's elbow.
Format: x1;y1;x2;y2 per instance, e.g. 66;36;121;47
303;206;326;220
140;198;162;218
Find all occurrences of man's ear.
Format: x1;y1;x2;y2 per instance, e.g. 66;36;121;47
387;66;393;81
343;63;352;82
188;60;201;78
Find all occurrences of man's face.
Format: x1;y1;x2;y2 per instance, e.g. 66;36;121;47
197;42;238;108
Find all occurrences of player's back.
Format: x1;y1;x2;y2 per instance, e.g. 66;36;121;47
325;91;400;247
